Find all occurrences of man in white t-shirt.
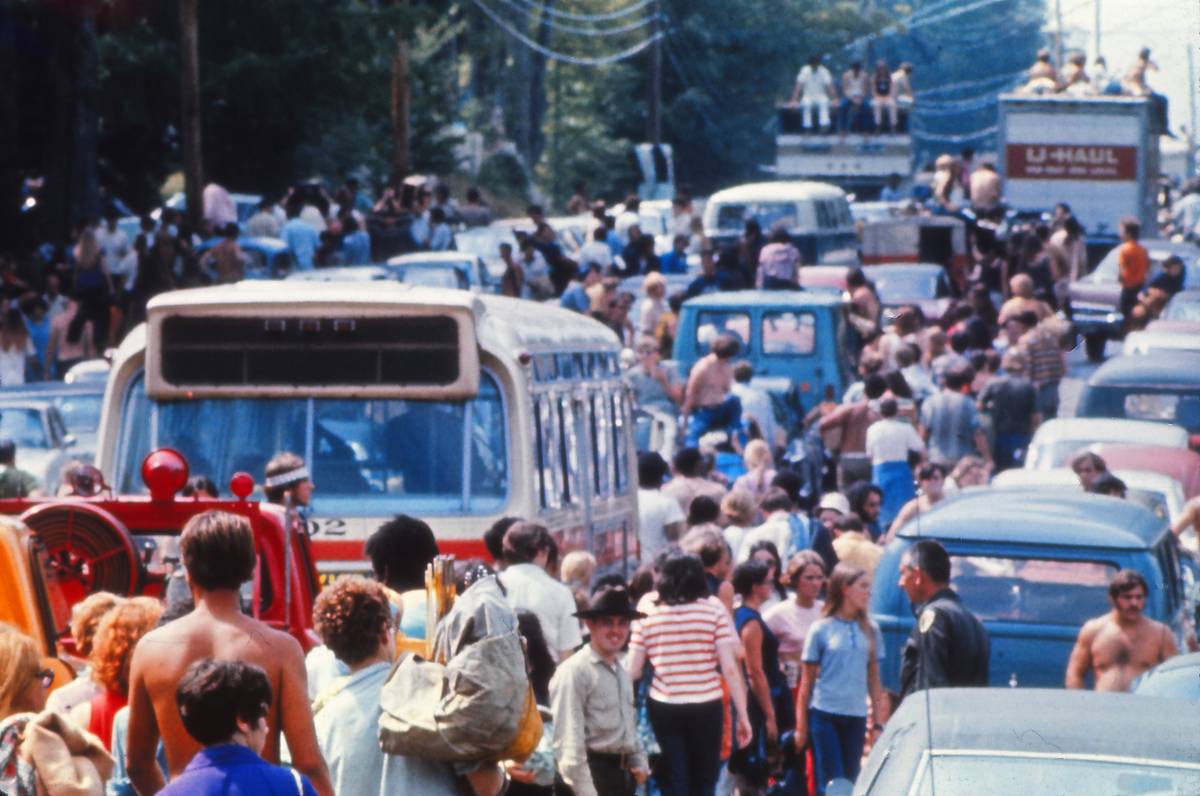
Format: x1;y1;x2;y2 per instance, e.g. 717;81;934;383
577;226;614;271
637;452;684;564
865;398;924;530
498;522;584;661
96;211;129;268
614;196;641;248
737;488;795;562
790;55;837;131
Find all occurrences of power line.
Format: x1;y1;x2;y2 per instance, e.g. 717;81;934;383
505;0;656;23
470;0;663;65
488;0;660;36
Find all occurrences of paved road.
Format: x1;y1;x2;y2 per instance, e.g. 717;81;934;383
1058;337;1107;418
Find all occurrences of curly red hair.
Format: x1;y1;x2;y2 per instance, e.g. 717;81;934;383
313;576;391;666
90;596;162;695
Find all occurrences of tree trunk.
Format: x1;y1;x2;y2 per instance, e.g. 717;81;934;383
179;0;203;233
391;28;411;182
527;0;553;165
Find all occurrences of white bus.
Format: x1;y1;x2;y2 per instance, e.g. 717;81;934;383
95;282;638;575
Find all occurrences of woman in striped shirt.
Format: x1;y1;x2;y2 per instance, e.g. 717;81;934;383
627;553;751;796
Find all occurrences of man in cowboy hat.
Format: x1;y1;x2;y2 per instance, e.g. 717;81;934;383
549;586;649;796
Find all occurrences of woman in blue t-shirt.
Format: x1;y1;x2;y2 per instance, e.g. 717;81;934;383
796;563;889;796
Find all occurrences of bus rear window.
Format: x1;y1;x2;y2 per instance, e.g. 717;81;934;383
695;312;751;354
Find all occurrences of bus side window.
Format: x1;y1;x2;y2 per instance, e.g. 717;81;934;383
558;395;580;505
535;395;562;511
590;391;611;499
611;392;631;495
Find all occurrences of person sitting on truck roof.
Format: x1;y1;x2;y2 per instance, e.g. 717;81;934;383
1020;48;1059;94
1122;46;1157;97
790;55;836;132
840;61;871;134
871;60;898;133
890;63;914;131
968;162;1002;219
1061;52;1093;96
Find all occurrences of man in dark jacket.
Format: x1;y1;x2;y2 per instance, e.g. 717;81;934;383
897;539;989;702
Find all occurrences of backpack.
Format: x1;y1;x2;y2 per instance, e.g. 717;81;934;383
378;575;542;762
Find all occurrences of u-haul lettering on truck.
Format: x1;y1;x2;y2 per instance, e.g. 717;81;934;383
1006;144;1136;181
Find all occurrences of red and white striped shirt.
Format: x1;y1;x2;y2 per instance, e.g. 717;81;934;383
630;598;737;704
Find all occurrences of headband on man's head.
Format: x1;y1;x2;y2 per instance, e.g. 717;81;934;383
263;466;310;490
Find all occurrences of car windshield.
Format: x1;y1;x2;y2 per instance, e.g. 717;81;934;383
913;754;1200;794
1163;295;1200;323
392;263;469;289
1082;388;1200;433
116;372;508;516
695;311;752;354
52;394;102;435
0;409;48;449
713;202;797;234
950;555;1116;625
870;270;941;302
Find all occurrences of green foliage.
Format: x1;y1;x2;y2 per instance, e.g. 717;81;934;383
478;151;528;200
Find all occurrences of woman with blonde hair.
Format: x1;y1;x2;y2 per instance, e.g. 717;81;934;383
720;490;757;562
559;550;597;615
0;622;112;795
765;551;826;692
70;597;162;752
795;564;888;796
732;440;776;504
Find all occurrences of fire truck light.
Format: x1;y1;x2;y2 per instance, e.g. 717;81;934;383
229;472;255;500
142;448;190;501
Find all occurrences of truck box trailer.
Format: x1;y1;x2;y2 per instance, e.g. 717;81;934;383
997;95;1162;236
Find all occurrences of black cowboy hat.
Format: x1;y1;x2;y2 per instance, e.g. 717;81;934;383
574;585;646;620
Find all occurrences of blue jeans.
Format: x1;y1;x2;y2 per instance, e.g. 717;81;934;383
872;460;914;531
647;698;724;796
809;708;866;796
685;395;743;448
994;431;1032;472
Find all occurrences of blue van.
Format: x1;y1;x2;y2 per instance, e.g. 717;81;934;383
701;181;859;265
871;488;1197;691
672;290;854;431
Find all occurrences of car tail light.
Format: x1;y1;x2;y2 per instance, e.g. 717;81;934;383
1190;434;1200;451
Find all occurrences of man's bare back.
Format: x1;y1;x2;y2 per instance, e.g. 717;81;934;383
1066;612;1175;692
126;596;332;795
684;354;733;412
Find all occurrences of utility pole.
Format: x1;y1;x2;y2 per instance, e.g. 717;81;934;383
1053;0;1064;72
1093;0;1101;62
647;0;662;145
179;0;203;234
1189;46;1197;176
391;1;411;182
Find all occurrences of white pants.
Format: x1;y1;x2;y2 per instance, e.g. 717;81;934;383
874;95;898;128
800;94;831;128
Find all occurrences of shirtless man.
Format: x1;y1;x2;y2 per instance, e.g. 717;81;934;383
126;510;333;795
681;333;741;447
1065;569;1176;692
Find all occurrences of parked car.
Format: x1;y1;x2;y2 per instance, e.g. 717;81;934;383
1163;288;1200;323
991;466;1184;527
386;251;496;293
194;236;292;279
861;263;953;324
1076;352;1200;444
1068;239;1200;361
0;382;104;464
854;688;1200;795
1122;319;1200;355
1132;651;1200;701
1084;443;1200;499
1024;417;1189;470
872;489;1196;690
672;291;856;426
797;265;851;294
0;400;77;492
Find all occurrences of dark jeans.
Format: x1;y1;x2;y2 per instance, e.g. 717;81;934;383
647;698;723;796
808;708;866;796
586;753;636;796
685;395;743;447
994;431;1032;471
1119;284;1143;330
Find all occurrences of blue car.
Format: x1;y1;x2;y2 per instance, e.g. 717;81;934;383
871;488;1197;691
1076;351;1200;444
194;236;292;280
672;291;855;429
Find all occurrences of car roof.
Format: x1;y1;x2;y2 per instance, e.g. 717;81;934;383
706;181;846;203
992;467;1179;494
1086;443;1200;486
1030;417;1189;447
0;382;103;398
682;289;843;309
894;488;1165;549
890;688;1200;762
387;252;477;266
1087;351;1200;388
861;263;945;275
1144;651;1200;675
